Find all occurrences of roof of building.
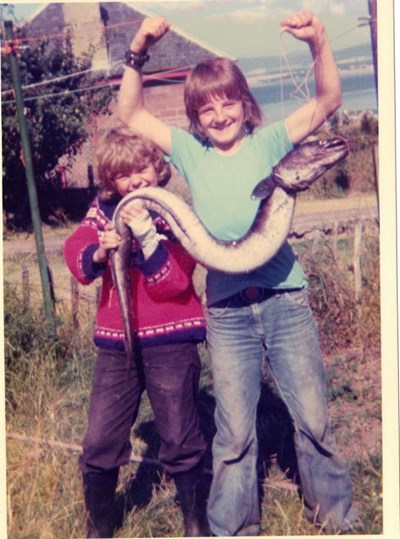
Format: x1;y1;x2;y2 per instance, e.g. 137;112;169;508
22;2;235;78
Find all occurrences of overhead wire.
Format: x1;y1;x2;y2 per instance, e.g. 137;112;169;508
1;7;373;110
1;60;197;105
1;67;95;96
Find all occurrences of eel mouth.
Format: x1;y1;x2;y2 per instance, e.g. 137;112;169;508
251;176;276;200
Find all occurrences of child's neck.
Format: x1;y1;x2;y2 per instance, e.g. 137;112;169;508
213;137;244;156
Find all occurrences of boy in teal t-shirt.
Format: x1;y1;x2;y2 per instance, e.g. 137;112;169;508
117;9;362;536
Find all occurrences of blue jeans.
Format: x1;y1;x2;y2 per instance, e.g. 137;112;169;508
206;288;356;536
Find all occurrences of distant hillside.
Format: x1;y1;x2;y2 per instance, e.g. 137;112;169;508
238;42;372;77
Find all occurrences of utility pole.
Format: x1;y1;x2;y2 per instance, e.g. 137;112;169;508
368;0;378;102
4;20;57;337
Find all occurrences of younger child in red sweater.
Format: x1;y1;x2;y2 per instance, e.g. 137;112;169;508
64;127;209;538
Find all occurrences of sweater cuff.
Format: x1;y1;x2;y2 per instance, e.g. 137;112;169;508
136;241;168;276
82;243;107;279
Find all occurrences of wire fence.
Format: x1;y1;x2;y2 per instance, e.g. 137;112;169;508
5;206;379;332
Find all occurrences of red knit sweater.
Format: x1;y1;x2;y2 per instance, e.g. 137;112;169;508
64;195;206;351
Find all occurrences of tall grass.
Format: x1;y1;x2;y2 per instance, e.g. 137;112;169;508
4;219;382;537
297;222;380;354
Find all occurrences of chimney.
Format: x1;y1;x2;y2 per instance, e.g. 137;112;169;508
62;2;109;72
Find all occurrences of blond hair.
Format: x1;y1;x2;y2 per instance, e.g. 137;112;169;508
96;127;171;198
184;57;263;140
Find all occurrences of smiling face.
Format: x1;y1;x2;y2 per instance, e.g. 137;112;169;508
184;57;263;147
198;96;245;153
96;128;171;199
114;165;159;197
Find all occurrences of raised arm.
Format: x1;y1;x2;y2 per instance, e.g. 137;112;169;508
281;11;342;145
118;17;173;154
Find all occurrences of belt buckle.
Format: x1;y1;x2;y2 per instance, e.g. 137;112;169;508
239;287;264;305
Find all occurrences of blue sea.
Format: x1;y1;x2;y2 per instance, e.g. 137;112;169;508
251;72;377;123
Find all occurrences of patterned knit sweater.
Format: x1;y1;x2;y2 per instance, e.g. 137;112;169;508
64;194;206;351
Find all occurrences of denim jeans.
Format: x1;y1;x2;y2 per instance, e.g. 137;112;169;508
79;343;206;476
206;288;356;536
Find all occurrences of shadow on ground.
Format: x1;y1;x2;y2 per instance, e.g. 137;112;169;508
113;374;299;533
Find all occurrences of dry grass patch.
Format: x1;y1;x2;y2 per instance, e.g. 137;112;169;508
4;218;382;537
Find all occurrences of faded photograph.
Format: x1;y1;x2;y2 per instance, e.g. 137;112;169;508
2;1;396;538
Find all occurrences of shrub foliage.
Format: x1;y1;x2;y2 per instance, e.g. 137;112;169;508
1;26;114;228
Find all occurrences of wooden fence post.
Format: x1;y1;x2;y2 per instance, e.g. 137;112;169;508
311;229;321;254
353;222;363;303
22;264;30;308
71;276;79;330
372;143;379;220
332;221;338;257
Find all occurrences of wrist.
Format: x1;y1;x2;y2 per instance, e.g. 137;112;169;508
125;48;150;69
141;235;160;260
93;247;107;264
130;35;147;54
309;26;326;55
130;45;145;55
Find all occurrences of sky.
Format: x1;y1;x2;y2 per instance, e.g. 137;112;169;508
5;0;378;58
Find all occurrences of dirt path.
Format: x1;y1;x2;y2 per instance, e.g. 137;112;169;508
292;194;378;236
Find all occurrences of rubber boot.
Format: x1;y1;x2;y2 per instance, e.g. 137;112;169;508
82;468;119;538
174;463;211;537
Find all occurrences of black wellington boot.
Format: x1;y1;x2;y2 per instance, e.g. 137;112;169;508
82;468;119;538
174;463;211;537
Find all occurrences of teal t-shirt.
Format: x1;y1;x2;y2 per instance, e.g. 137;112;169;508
170;122;308;305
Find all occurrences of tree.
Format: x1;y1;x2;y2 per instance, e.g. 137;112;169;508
1;22;115;229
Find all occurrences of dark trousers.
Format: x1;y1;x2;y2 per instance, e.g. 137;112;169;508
79;343;207;475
